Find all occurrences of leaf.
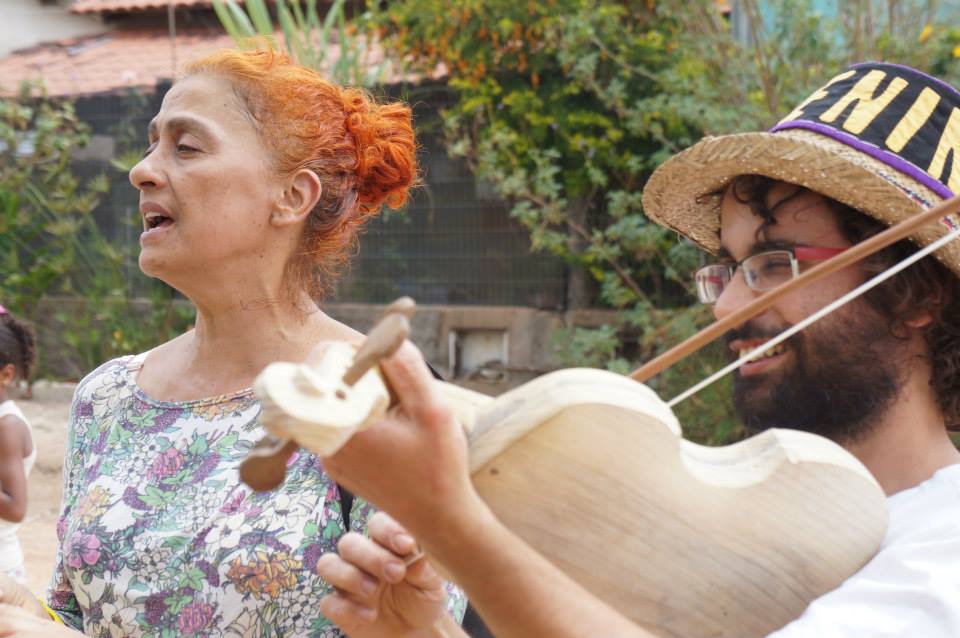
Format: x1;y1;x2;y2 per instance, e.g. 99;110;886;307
212;0;244;40
141;486;171;508
245;0;274;36
188;436;209;455
217;432;239;449
225;0;257;39
181;567;205;591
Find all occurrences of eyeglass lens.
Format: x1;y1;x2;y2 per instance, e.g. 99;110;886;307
695;250;798;303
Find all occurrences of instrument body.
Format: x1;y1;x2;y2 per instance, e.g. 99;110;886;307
252;346;888;638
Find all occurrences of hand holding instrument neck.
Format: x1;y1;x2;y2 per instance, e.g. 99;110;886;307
239;298;415;491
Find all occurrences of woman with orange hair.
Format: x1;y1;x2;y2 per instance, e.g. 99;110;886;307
0;49;465;637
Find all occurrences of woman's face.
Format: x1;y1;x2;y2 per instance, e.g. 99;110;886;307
129;73;286;290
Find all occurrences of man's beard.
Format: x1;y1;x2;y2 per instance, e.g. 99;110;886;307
728;301;907;445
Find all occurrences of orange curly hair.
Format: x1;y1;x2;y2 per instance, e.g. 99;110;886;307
182;49;417;300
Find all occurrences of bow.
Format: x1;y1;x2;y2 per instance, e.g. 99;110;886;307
630;193;960;405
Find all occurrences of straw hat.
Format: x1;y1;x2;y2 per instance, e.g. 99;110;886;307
642;62;960;276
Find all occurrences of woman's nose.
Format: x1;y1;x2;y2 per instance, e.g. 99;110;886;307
128;148;164;191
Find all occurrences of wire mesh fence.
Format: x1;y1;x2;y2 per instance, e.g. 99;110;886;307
70;82;569;308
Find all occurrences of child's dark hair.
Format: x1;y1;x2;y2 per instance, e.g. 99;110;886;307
0;310;37;381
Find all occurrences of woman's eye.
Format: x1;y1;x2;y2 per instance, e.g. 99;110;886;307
142;142;157;157
176;144;198;153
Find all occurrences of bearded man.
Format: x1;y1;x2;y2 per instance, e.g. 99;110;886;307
262;62;960;638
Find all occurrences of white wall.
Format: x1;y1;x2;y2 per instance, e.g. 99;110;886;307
0;0;106;57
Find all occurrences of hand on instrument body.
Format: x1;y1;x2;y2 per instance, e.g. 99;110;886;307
323;342;659;638
0;603;82;636
0;575;46;620
317;512;447;637
321;340;489;546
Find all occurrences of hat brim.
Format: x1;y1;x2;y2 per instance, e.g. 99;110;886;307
641;129;960;276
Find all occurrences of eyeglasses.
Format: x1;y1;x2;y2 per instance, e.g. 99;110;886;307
695;246;847;304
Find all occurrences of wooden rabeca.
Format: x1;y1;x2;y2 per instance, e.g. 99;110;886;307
242;300;888;638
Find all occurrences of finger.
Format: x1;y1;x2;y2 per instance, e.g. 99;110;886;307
315;553;380;600
0;574;14;603
378;341;440;417
318;593;377;633
403;555;444;592
367;511;419;557
337;532;408;585
0;603;39;634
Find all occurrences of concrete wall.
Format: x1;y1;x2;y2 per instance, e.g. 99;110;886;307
326;302;621;394
0;0;106;57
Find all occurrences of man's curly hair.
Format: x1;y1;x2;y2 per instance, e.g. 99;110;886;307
730;175;960;430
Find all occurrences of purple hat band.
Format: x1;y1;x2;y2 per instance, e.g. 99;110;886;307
770;61;959;201
773;120;954;200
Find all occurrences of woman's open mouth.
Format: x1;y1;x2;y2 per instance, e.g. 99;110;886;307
143;211;175;236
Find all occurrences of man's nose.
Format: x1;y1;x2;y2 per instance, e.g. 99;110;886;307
713;269;756;320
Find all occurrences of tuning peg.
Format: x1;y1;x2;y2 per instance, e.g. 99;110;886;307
239;435;299;491
240;297;418;492
342;297;416;386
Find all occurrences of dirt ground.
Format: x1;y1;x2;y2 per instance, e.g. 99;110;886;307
16;381;75;595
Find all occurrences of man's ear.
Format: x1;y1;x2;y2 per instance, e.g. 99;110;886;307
272;169;322;227
904;287;944;330
904;313;934;329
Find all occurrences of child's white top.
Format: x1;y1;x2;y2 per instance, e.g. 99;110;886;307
0;399;36;573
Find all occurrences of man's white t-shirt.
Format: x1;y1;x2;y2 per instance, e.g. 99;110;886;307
768;463;960;637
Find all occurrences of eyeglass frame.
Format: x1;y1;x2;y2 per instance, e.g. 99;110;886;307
695;245;848;304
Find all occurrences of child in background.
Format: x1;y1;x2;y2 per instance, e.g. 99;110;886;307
0;305;37;583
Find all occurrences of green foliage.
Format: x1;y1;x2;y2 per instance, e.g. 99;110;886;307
378;0;739;438
0;84;103;318
0;86;193;379
213;0;390;86
377;0;960;443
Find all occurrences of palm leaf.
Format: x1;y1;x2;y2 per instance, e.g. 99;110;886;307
245;0;275;36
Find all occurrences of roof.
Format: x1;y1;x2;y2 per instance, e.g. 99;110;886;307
0;30;235;97
0;28;418;98
70;0;213;13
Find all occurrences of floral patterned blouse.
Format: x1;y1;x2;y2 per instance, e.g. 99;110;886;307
47;353;466;637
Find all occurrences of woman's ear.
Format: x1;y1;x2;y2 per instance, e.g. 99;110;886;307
272;169;322;227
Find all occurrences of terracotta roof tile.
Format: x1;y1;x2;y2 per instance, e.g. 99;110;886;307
70;0;212;13
0;30;234;96
0;29;417;98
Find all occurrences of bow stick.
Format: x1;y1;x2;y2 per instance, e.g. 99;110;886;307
631;193;960;397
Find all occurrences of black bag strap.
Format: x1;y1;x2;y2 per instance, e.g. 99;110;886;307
338;360;444;531
339;485;355;531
